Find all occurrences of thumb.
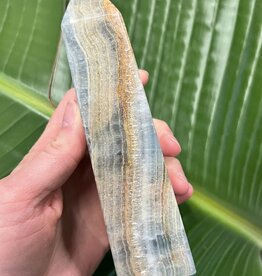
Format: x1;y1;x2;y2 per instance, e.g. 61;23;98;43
5;99;86;201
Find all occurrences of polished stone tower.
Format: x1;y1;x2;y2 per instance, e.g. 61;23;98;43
62;0;195;275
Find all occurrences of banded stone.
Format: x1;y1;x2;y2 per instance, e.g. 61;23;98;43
62;0;196;275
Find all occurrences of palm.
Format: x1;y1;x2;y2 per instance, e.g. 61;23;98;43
51;152;108;275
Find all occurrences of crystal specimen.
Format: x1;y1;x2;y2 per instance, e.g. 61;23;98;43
62;0;196;275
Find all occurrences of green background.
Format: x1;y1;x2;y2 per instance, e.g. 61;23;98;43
0;0;261;275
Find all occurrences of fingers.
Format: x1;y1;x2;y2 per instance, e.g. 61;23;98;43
153;119;181;157
138;70;192;203
139;70;181;157
139;71;181;155
153;119;192;203
176;185;193;205
5;97;86;202
138;71;181;157
165;157;193;204
139;69;149;86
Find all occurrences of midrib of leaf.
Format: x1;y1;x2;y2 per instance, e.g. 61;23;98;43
0;73;261;249
0;73;54;119
189;188;262;248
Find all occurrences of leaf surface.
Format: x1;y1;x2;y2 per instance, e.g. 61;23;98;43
0;0;261;274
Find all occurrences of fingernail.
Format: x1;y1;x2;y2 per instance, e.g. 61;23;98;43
62;100;76;128
168;136;181;151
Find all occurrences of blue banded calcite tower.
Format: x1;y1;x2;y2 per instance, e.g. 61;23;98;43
62;0;195;275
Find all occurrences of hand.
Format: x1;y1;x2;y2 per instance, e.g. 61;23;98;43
0;70;193;276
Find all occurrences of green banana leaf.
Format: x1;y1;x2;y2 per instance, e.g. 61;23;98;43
0;0;261;275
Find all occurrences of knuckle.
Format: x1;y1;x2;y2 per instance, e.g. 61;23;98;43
158;119;169;129
43;138;79;169
165;157;181;168
41;133;81;172
154;119;169;132
41;138;66;166
45;137;65;157
164;156;173;167
173;158;182;167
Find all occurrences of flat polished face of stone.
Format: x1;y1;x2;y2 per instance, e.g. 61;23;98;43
62;0;196;275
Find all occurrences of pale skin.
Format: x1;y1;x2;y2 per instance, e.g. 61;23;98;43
0;70;193;276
